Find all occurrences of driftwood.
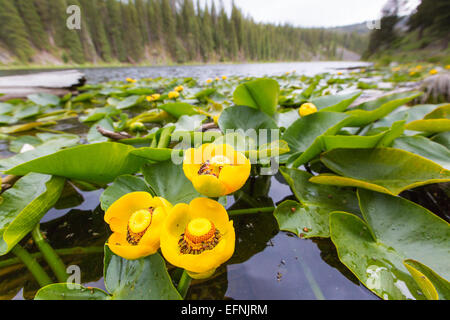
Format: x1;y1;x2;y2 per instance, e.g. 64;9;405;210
96;126;133;140
0;70;86;101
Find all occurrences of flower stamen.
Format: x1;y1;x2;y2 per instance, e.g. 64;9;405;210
178;219;221;255
126;207;154;246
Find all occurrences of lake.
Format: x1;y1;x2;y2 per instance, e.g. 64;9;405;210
0;61;371;83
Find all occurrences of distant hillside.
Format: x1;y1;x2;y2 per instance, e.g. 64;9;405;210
329;22;372;35
0;0;369;67
364;0;450;64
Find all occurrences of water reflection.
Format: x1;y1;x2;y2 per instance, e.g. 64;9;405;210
0;61;371;84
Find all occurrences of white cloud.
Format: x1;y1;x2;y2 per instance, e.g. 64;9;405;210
199;0;420;28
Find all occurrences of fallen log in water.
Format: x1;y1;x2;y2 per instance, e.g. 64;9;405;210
0;70;86;101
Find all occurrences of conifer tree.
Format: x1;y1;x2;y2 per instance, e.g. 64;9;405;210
0;0;33;62
106;0;127;62
14;0;49;50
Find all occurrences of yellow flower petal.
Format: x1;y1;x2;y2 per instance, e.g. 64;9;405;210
104;192;154;234
192;174;228;198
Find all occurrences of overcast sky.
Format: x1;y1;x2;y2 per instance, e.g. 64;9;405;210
199;0;421;28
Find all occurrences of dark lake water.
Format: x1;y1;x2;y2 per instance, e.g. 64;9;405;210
1;61;381;300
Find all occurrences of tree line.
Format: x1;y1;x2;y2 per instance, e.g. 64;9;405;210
0;0;368;65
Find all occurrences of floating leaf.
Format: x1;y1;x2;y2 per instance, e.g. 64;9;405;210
423;104;450;120
142;161;202;205
27;93;60;106
0;133;80;172
330;189;450;300
159;102;200;119
311;148;450;195
405;119;450;133
100;175;154;211
0;173;65;255
392;136;450;170
432;131;450;149
233;78;280;116
346;91;423;127
274;167;361;238
6;142;146;184
35;284;109;300
322;120;405;150
218;105;278;135
104;247;181;300
311;91;361;112
404;259;450;300
282;112;350;167
372;104;437;129
130;147;183;162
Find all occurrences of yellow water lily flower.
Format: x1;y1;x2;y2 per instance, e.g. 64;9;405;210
104;192;172;260
222;76;228;80
213;115;220;125
445;65;450;70
299;102;318;117
126;77;137;83
175;85;184;92
160;198;235;279
409;71;416;76
429;69;438;75
168;91;180;99
183;144;251;198
337;72;343;75
130;121;146;132
206;79;213;84
146;93;161;102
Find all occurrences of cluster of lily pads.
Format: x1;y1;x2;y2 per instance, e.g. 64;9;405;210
0;67;449;300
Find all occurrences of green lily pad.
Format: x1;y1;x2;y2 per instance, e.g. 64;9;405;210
27;93;60;106
311;148;450;195
277;109;300;129
108;95;143;110
392;136;450;170
0;133;80;172
404;259;450;300
282;112;350;167
372;104;437;129
346;91;423;127
405;119;450;133
432;131;450;149
0;173;65;255
311;91;362;112
424;104;450;120
330;189;450;300
322;120;405;151
34;283;110;300
131;147;184;162
104;246;181;300
218;105;278;135
5;142;146;184
275;167;361;238
159;102;200;119
233;78;280;116
100;175;154;211
142;161;202;205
